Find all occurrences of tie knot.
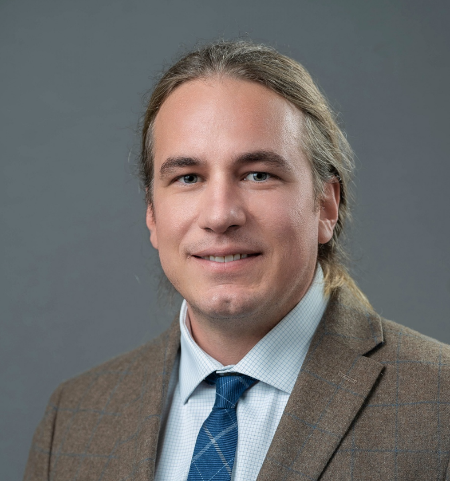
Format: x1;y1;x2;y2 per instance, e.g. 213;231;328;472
205;373;257;409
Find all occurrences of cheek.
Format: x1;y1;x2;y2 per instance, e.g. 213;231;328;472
152;200;197;285
154;197;193;240
270;208;319;284
256;194;319;247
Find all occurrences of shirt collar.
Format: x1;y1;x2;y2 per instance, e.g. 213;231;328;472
179;265;328;404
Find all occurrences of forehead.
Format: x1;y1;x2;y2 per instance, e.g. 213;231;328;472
152;76;304;162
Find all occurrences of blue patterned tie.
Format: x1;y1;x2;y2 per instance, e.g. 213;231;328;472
187;372;258;481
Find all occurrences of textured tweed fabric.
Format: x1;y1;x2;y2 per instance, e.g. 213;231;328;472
24;285;450;480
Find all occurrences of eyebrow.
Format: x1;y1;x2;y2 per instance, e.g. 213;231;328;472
159;157;204;178
159;150;293;178
234;150;293;172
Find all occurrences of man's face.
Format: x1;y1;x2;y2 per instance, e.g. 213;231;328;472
147;77;338;326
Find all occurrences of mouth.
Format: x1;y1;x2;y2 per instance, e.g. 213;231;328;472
193;253;260;263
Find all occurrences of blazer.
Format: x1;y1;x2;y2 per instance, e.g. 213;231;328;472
24;285;450;480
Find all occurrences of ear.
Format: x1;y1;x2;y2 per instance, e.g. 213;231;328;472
318;179;340;244
146;204;159;250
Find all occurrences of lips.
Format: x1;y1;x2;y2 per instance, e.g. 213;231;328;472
191;247;261;264
199;253;249;263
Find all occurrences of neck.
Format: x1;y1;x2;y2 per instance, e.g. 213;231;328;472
186;301;296;365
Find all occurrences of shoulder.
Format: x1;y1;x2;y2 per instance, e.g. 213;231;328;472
323;284;450;388
327;284;450;365
367;317;450;410
54;320;181;409
377;317;450;363
24;322;181;480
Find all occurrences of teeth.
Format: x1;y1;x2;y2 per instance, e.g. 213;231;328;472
200;254;250;263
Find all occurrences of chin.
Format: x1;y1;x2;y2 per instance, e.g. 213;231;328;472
189;292;261;322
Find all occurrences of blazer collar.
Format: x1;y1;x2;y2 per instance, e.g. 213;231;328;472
141;285;384;481
134;317;181;481
256;285;384;481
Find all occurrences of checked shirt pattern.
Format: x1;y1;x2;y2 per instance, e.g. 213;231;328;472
187;373;258;481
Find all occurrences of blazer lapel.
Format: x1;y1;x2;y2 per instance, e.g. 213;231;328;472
257;286;384;481
131;318;181;481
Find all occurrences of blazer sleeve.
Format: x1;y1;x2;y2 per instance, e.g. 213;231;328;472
23;383;64;481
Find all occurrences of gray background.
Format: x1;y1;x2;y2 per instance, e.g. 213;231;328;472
2;0;449;478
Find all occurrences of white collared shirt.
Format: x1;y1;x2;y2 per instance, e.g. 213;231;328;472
155;266;328;481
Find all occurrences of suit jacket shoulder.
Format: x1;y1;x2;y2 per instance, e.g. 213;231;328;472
257;287;450;481
381;315;450;360
23;320;181;481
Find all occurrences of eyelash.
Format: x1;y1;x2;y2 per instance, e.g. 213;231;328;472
175;172;272;184
245;172;271;182
177;174;198;184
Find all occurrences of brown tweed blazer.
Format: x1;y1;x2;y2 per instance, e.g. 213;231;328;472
24;286;450;480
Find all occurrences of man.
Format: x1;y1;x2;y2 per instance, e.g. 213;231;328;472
24;40;450;481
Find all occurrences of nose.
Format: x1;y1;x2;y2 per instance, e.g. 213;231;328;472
197;179;246;234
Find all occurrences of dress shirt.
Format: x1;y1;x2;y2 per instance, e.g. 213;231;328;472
154;265;329;481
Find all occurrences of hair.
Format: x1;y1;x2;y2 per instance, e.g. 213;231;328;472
139;39;370;307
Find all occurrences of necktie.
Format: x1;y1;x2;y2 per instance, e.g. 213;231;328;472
187;372;258;481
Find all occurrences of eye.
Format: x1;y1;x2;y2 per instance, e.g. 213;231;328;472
178;174;198;184
245;172;270;182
